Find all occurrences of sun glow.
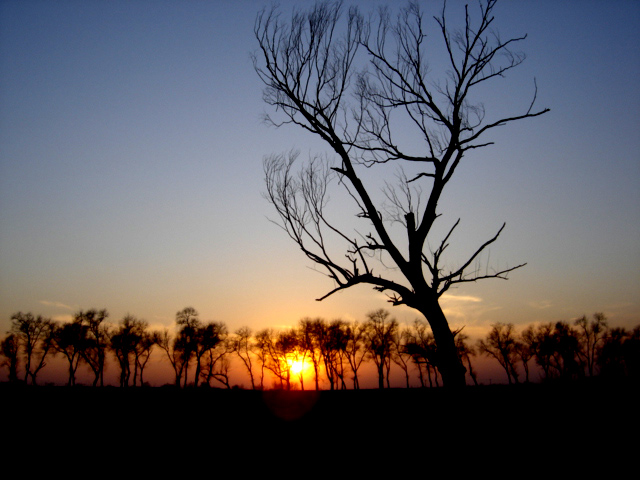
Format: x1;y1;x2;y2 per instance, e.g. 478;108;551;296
289;359;305;376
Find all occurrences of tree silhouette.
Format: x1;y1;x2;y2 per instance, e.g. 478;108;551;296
175;307;200;387
0;333;19;383
313;319;349;390
10;312;56;385
157;329;188;387
199;322;230;388
343;320;367;389
364;309;398;389
75;309;110;387
405;319;440;387
134;329;157;387
454;330;478;386
52;320;87;386
477;322;520;384
549;321;582;380
255;328;296;389
516;325;536;383
232;326;257;389
391;325;413;388
110;315;151;387
598;326;640;379
298;318;323;390
574;313;608;377
254;0;548;387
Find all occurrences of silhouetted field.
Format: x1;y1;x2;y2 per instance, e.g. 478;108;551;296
4;381;635;476
4;380;636;443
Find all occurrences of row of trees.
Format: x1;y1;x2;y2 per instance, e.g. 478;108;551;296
1;308;638;388
477;314;640;384
0;309;156;387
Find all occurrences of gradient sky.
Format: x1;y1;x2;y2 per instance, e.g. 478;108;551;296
1;0;639;348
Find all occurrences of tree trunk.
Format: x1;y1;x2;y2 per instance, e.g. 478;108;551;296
416;297;467;388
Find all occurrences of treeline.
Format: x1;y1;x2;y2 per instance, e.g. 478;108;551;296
477;315;639;384
1;307;638;388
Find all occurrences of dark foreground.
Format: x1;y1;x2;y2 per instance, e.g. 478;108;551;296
3;379;637;465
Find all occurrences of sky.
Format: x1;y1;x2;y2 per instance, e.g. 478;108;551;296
1;0;639;360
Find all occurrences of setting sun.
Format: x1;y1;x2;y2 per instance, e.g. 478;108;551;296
289;359;305;376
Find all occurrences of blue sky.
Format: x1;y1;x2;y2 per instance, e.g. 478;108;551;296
1;0;639;342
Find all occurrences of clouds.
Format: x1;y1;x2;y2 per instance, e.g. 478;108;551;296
439;293;503;332
38;300;75;310
528;300;553;310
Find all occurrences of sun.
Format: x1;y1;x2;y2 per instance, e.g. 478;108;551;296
289;359;305;375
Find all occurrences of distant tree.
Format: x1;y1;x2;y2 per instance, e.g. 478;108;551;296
343;321;368;389
232;326;257;389
10;312;56;385
598;326;640;379
574;313;608;377
255;0;548;387
314;319;349;390
517;325;536;383
192;322;215;387
364;309;398;389
110;315;148;387
477;323;520;384
75;309;110;387
310;319;335;390
530;322;554;379
52;320;87;386
157;329;188;387
198;322;229;388
299;318;323;390
549;321;582;380
391;326;413;388
624;326;640;379
330;320;350;389
454;330;478;386
254;328;274;389
134;330;157;387
175;307;200;387
0;334;20;383
277;328;300;390
529;321;583;381
254;328;305;390
405;319;440;387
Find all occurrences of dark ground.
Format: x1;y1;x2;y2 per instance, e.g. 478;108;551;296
3;379;637;468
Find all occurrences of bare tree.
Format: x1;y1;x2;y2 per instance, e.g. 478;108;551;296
364;309;398;389
298;318;323;390
76;309;110;387
232;326;257;389
344;320;367;389
110;315;150;387
255;328;292;389
574;313;608;377
0;334;20;383
157;329;188;387
313;318;348;390
517;324;536;382
134;329;157;387
52;320;87;386
254;0;548;387
391;325;413;388
175;307;200;387
477;322;520;384
405;319;440;387
10;312;56;385
454;330;478;386
198;322;229;388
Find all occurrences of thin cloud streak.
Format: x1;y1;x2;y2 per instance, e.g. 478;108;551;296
39;300;76;310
